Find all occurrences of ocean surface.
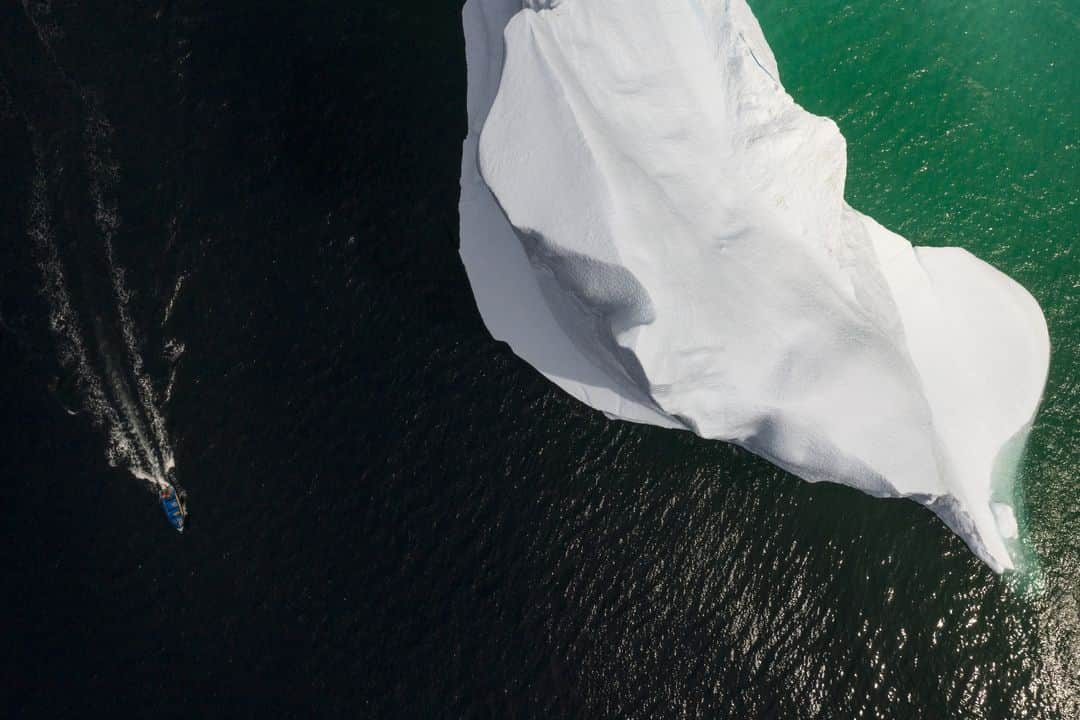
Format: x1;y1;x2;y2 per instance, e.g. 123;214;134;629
1;1;1076;717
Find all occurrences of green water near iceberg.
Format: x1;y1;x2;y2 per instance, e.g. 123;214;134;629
750;0;1079;714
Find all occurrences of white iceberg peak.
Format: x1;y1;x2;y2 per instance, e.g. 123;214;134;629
459;0;1050;572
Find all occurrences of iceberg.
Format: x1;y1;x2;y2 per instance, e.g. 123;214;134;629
459;0;1050;572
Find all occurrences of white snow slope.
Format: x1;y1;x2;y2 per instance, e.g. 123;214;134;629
459;0;1050;572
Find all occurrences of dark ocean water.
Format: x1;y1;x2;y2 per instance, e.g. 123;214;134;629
1;1;1076;718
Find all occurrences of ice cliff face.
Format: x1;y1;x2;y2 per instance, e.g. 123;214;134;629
459;0;1050;572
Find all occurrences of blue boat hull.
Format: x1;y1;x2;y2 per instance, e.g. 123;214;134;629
160;489;185;532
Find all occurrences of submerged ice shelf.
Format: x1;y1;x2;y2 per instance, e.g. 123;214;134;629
459;0;1050;572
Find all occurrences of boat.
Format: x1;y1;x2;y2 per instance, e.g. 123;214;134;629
159;486;187;532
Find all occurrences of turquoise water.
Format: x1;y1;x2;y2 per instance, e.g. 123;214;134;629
752;0;1078;713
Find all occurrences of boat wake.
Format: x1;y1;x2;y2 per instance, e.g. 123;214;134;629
29;133;179;491
20;1;182;493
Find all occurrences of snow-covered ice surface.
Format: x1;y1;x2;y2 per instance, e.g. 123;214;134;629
459;0;1050;572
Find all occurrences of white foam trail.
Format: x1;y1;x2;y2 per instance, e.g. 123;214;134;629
100;338;162;480
163;274;185;326
84;104;176;479
161;265;187;411
162;273;188;411
163;338;185;407
23;0;174;488
21;0;179;495
28;144;161;484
